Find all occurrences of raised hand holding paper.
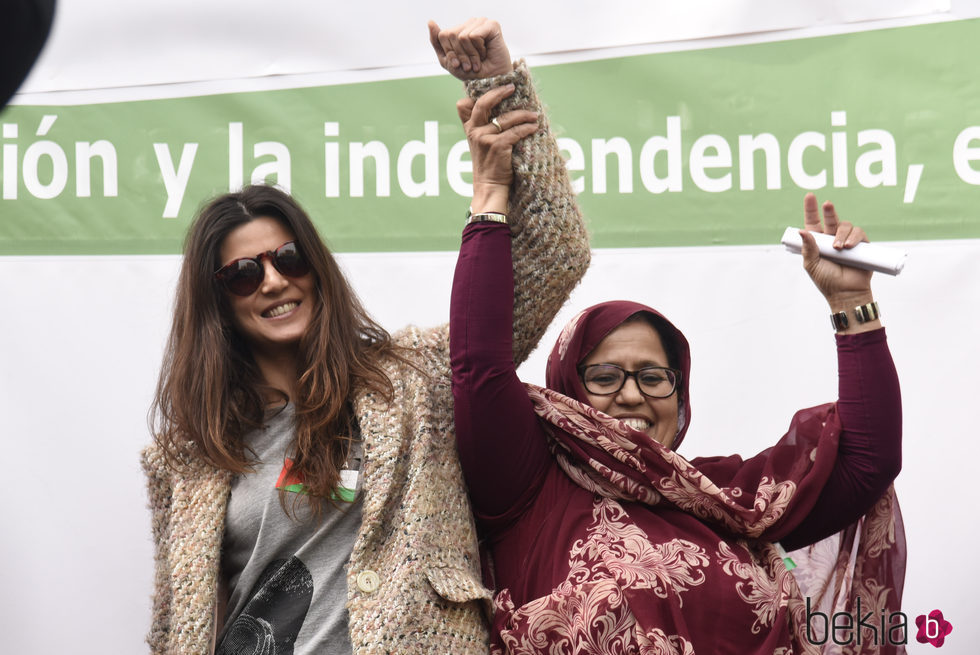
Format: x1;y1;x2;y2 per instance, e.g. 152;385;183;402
781;226;907;275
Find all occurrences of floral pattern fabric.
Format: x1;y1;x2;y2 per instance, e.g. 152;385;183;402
486;381;905;654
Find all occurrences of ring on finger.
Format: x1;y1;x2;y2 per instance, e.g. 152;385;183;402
490;116;502;133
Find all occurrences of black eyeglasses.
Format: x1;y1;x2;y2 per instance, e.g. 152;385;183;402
214;241;311;296
579;364;681;398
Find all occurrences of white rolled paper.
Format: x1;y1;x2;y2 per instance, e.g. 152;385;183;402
780;227;907;276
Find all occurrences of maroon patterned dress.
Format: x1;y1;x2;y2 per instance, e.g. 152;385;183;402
450;222;905;654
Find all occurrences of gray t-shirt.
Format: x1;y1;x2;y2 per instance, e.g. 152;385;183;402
217;403;363;655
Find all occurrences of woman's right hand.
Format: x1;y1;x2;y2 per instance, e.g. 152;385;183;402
798;193;881;333
799;193;874;303
457;85;539;214
428;17;513;80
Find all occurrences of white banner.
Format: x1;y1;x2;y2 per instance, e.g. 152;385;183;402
20;0;951;95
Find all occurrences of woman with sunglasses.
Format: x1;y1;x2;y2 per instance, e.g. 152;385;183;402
451;191;905;652
141;17;589;655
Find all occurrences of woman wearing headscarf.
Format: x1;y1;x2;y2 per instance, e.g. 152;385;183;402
140;18;589;654
450;190;904;653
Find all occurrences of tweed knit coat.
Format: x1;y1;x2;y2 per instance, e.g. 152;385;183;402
141;61;591;655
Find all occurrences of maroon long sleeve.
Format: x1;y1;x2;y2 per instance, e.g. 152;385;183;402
780;328;902;549
450;221;902;546
451;222;550;520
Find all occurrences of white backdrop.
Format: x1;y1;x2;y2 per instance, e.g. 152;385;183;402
16;0;952;97
2;239;977;653
2;2;979;653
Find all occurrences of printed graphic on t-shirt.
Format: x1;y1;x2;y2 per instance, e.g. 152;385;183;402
275;458;308;495
216;557;313;655
276;458;358;502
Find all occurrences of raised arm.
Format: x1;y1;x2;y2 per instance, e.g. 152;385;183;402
781;194;902;548
433;18;587;520
430;18;590;364
780;328;902;549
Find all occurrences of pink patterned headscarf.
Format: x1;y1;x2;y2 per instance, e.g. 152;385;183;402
544;300;693;448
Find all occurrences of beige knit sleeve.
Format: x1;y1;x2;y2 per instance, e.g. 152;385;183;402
140;445;175;654
466;60;591;365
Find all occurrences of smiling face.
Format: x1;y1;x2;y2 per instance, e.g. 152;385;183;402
218;216;316;358
580;319;680;448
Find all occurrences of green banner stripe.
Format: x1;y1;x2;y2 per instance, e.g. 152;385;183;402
1;18;978;255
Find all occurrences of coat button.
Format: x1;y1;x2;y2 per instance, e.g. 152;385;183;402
356;569;381;594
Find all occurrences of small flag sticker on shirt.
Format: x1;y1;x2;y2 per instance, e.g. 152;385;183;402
275;458;357;501
775;542;797;571
275;458;307;495
333;469;358;502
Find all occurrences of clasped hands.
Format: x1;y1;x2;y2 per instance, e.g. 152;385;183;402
429;17;538;213
429;18;879;306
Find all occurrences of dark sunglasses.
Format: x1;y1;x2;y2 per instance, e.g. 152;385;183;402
214;241;311;296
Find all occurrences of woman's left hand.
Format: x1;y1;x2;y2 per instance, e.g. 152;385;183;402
457;84;539;213
799;193;874;307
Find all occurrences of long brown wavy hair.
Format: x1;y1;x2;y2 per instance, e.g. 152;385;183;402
150;184;401;518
